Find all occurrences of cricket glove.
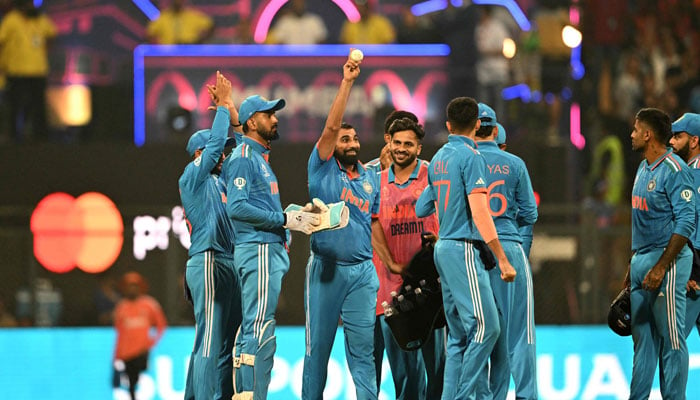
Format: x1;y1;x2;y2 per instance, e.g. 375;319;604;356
284;198;349;233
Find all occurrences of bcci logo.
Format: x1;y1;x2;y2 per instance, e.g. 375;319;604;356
681;189;693;202
363;180;373;194
647;180;656;191
234;177;247;190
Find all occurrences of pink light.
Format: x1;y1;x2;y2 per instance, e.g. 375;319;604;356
569;7;580;25
570;103;585;150
254;0;360;43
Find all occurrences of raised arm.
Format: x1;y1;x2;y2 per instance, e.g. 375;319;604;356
316;51;361;160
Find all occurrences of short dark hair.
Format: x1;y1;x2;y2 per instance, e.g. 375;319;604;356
636;108;671;144
340;122;354;130
384;110;418;134
475;124;495;138
446;97;479;132
388;117;425;141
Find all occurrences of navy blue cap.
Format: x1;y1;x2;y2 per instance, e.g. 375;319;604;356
186;129;235;157
238;95;286;126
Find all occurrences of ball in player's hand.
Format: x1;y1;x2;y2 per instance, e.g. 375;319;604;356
350;49;364;62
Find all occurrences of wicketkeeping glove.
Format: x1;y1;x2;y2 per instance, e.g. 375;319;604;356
283;210;321;235
284;198;349;233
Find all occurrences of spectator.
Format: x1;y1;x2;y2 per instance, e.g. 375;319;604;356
339;0;395;44
396;5;439;44
113;272;167;400
94;272;120;326
146;0;214;45
0;0;56;143
267;0;327;44
475;6;511;125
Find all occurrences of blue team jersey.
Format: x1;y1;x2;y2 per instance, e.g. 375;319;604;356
688;154;700;250
478;141;538;242
416;135;488;240
224;136;286;245
178;107;235;256
364;157;382;175
631;149;696;253
308;145;380;264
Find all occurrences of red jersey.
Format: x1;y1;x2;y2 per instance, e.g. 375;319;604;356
373;160;439;315
113;295;167;361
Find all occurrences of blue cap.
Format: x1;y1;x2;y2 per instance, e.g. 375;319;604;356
496;123;506;145
672;113;700;137
478;102;497;126
186;129;235;157
238;95;286;126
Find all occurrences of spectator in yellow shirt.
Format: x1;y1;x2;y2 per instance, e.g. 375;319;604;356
146;0;214;45
0;0;56;143
340;0;395;44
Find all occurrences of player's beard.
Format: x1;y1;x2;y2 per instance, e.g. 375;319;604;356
674;141;690;161
335;147;359;167
259;125;280;142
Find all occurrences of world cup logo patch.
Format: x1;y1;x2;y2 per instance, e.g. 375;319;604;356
646;180;656;191
681;189;693;202
234;177;247;190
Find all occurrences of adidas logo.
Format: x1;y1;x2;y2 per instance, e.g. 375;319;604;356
658;292;664;297
476;178;485;185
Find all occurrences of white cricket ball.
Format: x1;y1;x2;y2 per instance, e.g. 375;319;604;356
350;49;364;62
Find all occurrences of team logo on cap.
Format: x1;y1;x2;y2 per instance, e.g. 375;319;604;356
647;180;656;191
234;177;247;190
681;189;693;202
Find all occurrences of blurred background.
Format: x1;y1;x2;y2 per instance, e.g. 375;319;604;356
0;0;698;398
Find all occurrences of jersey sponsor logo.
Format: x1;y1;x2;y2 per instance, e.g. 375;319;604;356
233;177;246;190
647;180;656;191
194;155;202;166
631;195;649;211
390;220;425;236
340;187;370;213
487;164;510;175
380;203;418;219
363;180;373;194
681;189;693;202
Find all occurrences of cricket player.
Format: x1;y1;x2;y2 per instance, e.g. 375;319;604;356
179;71;242;400
474;103;538;400
302;52;380;400
225;93;320;400
365;110;419;174
625;108;695;399
416;96;516;400
668;112;700;339
371;115;445;400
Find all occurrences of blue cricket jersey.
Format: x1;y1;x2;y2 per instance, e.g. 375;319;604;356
478;141;538;242
631;149;696;253
688;154;700;249
224;136;286;245
416;135;488;240
308;145;380;264
178;106;235;256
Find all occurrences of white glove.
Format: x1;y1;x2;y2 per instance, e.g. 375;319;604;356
283;210;321;235
284;199;349;233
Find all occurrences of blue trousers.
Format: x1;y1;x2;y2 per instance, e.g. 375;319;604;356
630;247;691;400
184;251;241;400
434;239;500;400
234;242;289;396
482;241;538;400
302;255;379;400
373;315;446;400
686;289;700;338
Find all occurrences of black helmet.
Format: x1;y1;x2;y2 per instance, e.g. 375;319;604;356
608;287;632;336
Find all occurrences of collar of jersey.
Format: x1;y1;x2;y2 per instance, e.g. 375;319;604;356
387;160;421;184
240;135;271;156
448;134;476;147
648;148;675;171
